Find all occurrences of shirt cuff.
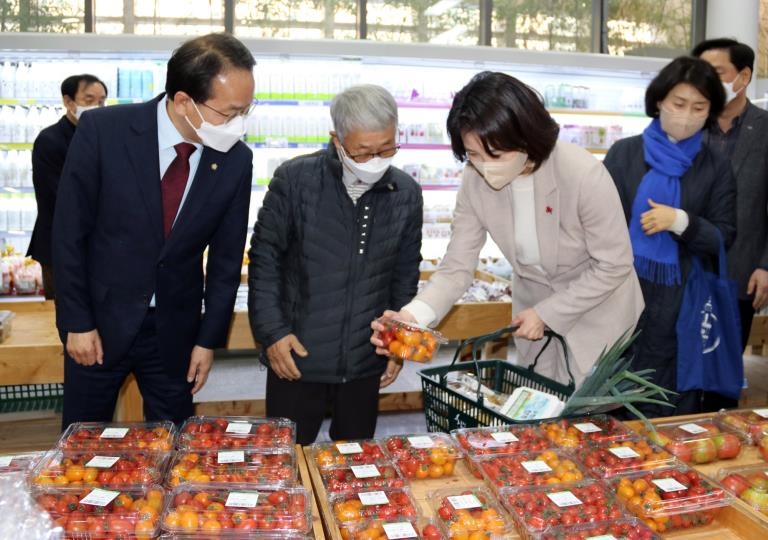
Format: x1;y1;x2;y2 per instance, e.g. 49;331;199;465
401;299;437;327
669;209;689;235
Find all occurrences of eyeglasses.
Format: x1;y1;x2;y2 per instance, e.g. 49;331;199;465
199;101;256;122
342;144;401;164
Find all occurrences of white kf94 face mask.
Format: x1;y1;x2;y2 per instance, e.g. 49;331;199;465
186;101;246;153
338;145;393;184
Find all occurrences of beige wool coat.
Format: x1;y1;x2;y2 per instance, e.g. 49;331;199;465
416;141;645;387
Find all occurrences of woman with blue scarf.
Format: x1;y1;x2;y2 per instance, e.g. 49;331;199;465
604;57;736;417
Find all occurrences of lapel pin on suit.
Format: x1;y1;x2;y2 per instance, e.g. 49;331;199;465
546;206;553;214
211;163;218;171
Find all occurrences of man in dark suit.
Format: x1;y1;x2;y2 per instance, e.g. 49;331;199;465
694;38;768;408
29;74;107;299
53;33;255;427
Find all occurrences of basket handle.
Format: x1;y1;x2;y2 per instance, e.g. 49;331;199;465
448;326;575;404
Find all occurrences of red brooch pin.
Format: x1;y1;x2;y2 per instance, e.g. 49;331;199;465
546;206;553;214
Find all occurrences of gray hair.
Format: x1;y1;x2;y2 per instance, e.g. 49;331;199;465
330;84;398;142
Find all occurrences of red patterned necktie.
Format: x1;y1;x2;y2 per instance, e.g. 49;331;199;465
161;142;196;238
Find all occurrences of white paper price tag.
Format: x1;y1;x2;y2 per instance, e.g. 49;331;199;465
382;521;418;539
586;535;618;540
753;409;768;419
448;494;482;510
547;491;583;507
608;446;640;459
521;460;552;473
226;422;252;434
100;427;129;439
336;442;363;454
0;456;14;467
218;451;245;464
80;488;120;507
679;423;708;434
225;492;259;508
351;464;381;479
573;422;602;433
85;456;120;469
490;432;519;443
652;478;687;492
359;491;389;505
407;436;434;448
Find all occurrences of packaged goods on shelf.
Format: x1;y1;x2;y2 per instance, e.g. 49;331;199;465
641;417;747;465
716;462;768;516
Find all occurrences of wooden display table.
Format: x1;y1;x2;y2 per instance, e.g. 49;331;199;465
306;415;768;540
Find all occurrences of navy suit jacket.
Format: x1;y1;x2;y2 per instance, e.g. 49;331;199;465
29;115;76;266
52;95;252;376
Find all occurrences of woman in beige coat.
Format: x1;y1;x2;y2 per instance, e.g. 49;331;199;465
372;71;644;387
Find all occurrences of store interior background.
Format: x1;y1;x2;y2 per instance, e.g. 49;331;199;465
2;0;768;451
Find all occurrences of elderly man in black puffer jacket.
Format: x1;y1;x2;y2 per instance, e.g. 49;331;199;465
248;84;423;445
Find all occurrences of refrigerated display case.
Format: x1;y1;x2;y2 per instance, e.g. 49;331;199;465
0;33;667;262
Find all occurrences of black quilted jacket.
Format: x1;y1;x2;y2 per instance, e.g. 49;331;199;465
247;144;423;383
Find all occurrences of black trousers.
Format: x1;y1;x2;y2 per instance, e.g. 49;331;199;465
266;369;381;446
62;310;194;431
739;298;755;352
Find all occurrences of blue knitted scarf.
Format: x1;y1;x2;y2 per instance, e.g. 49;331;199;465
630;118;701;286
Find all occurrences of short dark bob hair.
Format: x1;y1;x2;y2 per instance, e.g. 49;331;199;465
447;71;559;172
166;32;256;103
645;56;725;125
692;38;755;74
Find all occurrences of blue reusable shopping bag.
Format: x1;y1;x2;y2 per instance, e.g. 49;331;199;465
675;235;743;400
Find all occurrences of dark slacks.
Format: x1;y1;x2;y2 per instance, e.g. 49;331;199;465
266;369;381;446
41;264;55;299
62;309;194;431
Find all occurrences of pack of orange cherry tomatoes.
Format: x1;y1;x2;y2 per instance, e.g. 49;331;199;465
378;317;447;363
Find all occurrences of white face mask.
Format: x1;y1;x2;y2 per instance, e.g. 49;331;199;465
722;76;745;104
659;105;707;142
186;101;246;153
74;104;98;121
338;145;392;184
472;152;528;190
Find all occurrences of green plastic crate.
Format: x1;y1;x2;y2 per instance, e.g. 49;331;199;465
0;384;64;413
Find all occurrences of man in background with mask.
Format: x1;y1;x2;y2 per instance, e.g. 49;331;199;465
53;33;254;427
694;38;768;364
248;84;422;445
30;74;107;299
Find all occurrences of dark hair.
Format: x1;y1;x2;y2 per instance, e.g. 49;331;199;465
60;74;107;100
692;38;755;73
645;56;725;124
447;71;559;171
165;32;256;102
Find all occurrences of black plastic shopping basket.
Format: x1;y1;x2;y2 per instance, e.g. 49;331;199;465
419;326;575;432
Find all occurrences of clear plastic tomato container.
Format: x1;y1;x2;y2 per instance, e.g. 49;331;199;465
159;534;311;539
381;433;462;480
500;479;626;539
640;417;746;465
450;424;550;479
473;449;590;492
165;446;296;488
574;436;677;478
759;426;768;461
58;421;176;452
320;462;406;494
32;483;165;539
338;517;446;540
715;407;768;445
309;439;389;469
428;486;514;539
329;487;420;526
30;448;169;489
0;450;43;475
609;465;731;533
537;517;661;540
715;462;768;516
162;483;311;536
538;414;633;449
377;317;447;363
176;416;295;450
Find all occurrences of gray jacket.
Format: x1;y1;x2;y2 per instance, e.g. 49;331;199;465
711;102;768;299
